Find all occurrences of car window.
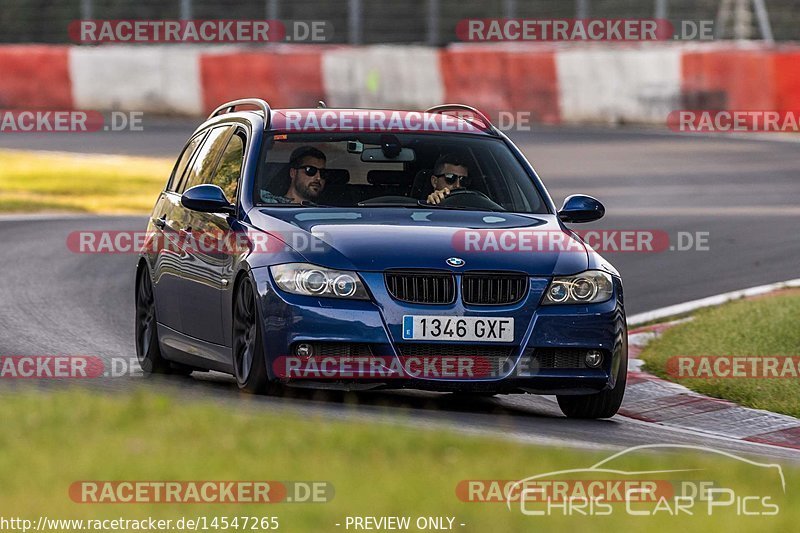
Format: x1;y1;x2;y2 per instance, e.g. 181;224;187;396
208;131;245;203
254;133;548;214
167;132;206;193
179;126;232;194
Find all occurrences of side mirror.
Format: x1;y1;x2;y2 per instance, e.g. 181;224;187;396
558;194;605;223
181;184;235;215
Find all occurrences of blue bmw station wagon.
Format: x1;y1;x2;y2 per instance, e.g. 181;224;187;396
136;99;627;418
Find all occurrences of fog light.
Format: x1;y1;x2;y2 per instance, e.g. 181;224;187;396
295;343;314;358
585;350;603;368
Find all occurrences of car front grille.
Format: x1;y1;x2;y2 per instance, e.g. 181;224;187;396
385;271;455;304
384;270;528;306
462;272;528;305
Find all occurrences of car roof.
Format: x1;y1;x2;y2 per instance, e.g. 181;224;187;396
202;100;500;137
264;108;496;136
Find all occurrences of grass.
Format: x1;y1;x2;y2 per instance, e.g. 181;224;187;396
0;149;170;214
0;387;797;532
641;290;800;417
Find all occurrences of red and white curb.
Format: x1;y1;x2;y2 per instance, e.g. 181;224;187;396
621;279;800;450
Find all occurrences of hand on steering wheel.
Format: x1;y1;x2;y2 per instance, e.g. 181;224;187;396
426;187;451;205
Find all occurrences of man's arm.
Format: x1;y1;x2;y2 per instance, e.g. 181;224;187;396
427;187;450;205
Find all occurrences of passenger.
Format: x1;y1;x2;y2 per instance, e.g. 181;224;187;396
261;146;327;204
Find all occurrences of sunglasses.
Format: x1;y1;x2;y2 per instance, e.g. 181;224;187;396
435;173;471;187
294;165;327;179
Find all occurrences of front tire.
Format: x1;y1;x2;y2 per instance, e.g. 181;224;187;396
556;340;628;419
232;277;272;394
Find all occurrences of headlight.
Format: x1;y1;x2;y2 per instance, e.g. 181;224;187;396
543;270;613;305
270;263;370;300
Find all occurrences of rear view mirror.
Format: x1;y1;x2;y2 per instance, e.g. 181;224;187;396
346;140;364;153
360;147;416;162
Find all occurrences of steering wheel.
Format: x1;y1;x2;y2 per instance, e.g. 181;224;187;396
439;188;505;210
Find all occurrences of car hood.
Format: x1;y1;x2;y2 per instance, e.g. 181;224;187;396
248;208;588;276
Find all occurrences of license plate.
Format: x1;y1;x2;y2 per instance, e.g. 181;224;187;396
402;316;514;342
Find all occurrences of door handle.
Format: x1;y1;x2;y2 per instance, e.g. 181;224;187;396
153;215;166;229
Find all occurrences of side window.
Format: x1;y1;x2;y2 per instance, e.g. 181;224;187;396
209;132;245;203
167;132;205;192
179;126;232;194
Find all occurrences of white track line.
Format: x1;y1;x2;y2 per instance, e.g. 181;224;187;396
628;278;800;327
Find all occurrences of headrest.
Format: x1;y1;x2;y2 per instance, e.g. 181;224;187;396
410;169;433;199
324;168;350;185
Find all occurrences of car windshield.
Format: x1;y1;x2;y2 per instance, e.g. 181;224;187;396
253;133;549;214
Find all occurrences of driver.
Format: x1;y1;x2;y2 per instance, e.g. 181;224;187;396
426;153;471;205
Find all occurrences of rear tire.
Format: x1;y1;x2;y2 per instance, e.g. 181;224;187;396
135;267;185;375
556;340;628;419
232;277;273;394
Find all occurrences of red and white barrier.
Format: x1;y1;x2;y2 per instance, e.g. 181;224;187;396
681;46;776;111
69;45;204;115
556;46;682;123
200;45;325;114
0;45;72;109
322;45;443;109
1;43;799;127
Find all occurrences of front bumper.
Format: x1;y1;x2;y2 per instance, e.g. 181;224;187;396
251;268;626;395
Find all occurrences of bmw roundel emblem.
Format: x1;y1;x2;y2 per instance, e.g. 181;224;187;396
446;257;465;267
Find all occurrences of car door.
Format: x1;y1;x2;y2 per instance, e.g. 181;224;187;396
165;125;233;340
178;126;247;347
151;130;207;333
